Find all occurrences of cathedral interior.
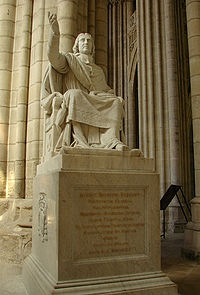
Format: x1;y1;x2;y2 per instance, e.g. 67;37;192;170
0;0;200;294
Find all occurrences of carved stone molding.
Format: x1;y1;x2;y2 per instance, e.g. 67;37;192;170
108;0;132;5
128;12;137;54
38;192;48;243
129;11;136;28
108;0;122;5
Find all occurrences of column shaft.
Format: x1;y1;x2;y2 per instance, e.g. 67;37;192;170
164;0;181;185
95;0;107;76
186;0;200;198
0;0;16;197
57;0;78;53
26;0;46;198
184;0;200;257
15;0;33;198
137;0;147;155
88;0;95;38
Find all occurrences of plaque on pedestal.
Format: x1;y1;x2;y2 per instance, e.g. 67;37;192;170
23;149;178;295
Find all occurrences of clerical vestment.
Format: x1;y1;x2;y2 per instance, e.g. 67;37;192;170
41;46;125;149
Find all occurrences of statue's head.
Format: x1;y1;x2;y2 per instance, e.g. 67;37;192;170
73;33;95;57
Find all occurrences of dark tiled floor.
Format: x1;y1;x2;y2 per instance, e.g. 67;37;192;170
161;233;200;295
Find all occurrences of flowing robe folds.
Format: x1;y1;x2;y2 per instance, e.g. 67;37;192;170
41;32;126;150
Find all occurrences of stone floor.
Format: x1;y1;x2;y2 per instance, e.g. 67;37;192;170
0;262;27;295
161;233;200;295
0;233;200;295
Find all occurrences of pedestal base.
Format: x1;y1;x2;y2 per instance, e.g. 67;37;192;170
23;254;177;295
23;150;178;295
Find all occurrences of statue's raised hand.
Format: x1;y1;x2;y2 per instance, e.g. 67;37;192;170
48;12;60;35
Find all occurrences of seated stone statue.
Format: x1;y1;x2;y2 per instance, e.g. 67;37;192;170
41;12;129;156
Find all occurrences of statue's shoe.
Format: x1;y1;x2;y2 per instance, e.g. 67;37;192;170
115;143;130;151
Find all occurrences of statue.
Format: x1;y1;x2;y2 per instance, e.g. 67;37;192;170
41;12;129;155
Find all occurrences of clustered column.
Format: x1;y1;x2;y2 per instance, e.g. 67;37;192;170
137;0;172;194
184;0;200;256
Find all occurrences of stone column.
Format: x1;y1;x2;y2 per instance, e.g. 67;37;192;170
57;0;78;53
184;0;200;259
108;0;132;144
138;0;159;159
15;0;32;198
77;0;88;34
0;0;16;197
164;0;181;186
138;0;181;187
88;0;95;38
95;0;107;75
137;0;168;182
152;0;170;195
137;0;183;226
26;0;46;198
127;8;137;149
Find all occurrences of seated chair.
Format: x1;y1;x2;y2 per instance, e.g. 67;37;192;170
41;65;69;160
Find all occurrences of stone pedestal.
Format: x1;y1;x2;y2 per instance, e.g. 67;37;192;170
23;149;178;295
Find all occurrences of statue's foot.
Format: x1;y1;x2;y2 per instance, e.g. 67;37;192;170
115;143;130;151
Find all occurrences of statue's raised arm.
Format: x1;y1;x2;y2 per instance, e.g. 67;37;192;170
47;12;68;73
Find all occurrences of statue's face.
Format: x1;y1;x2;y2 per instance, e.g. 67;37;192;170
78;34;93;55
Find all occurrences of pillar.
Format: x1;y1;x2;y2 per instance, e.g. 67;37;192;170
26;0;46;198
127;6;137;149
57;0;78;53
95;0;107;75
137;0;171;193
184;0;200;259
15;0;33;198
164;0;181;186
88;0;95;38
0;0;16;197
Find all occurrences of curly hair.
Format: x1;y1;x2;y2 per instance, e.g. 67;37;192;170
72;33;95;57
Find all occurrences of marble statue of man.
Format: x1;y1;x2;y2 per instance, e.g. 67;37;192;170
41;12;129;151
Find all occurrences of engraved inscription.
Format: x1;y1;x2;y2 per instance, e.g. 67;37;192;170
73;188;146;260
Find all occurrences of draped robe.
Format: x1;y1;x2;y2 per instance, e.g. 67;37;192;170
41;31;126;150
